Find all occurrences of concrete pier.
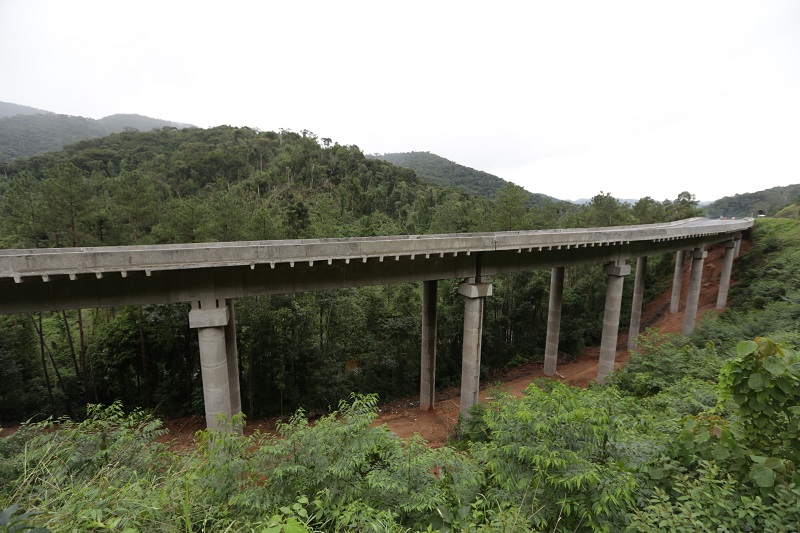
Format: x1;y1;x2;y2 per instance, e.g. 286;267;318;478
670;250;685;313
715;241;736;309
597;261;631;383
224;299;242;419
543;266;565;376
682;248;708;334
458;281;492;418
628;257;647;351
189;299;242;432
420;280;438;411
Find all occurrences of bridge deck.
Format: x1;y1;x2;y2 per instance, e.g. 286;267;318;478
0;217;753;314
0;218;752;281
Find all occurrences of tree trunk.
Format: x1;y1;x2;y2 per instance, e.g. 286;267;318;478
28;313;67;397
184;319;193;412
61;311;82;384
76;309;96;402
248;348;254;416
35;313;55;408
138;305;150;407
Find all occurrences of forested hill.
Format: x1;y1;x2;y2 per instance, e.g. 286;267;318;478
0;101;52;118
704;183;800;218
0;123;704;425
775;201;800;219
0;101;193;162
370;151;565;207
0;125;705;251
0;126;508;249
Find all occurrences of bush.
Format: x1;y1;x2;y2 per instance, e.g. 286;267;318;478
611;330;722;397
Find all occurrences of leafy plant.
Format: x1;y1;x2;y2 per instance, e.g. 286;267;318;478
611;329;722;398
628;460;800;532
465;381;661;532
719;338;800;485
0;504;49;533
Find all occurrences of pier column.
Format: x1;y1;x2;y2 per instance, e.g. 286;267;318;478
682;248;708;334
224;299;242;419
734;234;742;257
715;241;737;309
543;266;565;376
669;250;685;313
458;281;493;418
189;299;241;432
420;280;438;411
628;256;647;351
597;261;631;384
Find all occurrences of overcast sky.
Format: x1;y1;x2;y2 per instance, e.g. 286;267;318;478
1;1;799;202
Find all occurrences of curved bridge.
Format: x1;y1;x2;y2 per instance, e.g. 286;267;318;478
0;217;753;429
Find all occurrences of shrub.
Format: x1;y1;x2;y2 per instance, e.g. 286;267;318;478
611;330;722;397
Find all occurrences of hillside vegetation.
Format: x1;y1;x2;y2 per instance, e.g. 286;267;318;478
0;125;704;423
775;201;800;219
0;102;52;118
704;183;800;218
0;124;794;530
371;151;567;207
1;218;797;532
0;101;192;162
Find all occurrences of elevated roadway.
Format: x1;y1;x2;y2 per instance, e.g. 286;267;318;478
0;217;754;429
0;217;752;313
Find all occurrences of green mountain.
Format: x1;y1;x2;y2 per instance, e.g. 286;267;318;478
704;183;800;218
774;202;800;220
370;151;566;207
0;101;52;118
0;101;194;162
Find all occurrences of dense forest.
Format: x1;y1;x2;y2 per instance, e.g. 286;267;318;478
0;125;705;423
0;101;192;163
704;183;800;219
370;151;564;206
1;218;797;531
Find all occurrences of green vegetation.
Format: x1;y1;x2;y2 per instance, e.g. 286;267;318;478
0;101;51;118
371;151;566;207
704;183;800;219
775;201;800;220
0;126;702;422
0;101;192;162
1;330;798;531
4;127;793;531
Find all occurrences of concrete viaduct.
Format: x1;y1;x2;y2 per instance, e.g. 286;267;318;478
0;217;753;430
